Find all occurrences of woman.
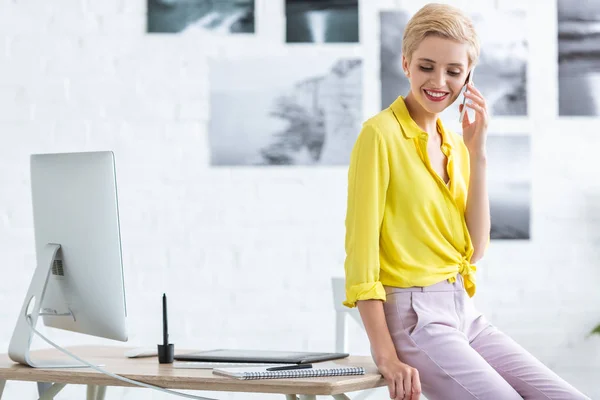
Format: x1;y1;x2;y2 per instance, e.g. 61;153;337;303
343;3;590;400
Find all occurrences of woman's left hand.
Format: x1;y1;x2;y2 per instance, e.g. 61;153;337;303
460;83;489;156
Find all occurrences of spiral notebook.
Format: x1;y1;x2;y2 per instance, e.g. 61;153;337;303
212;361;365;380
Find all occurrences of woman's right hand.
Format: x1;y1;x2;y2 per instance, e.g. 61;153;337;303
377;357;422;400
355;299;422;399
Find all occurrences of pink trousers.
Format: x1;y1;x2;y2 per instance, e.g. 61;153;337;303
382;274;591;400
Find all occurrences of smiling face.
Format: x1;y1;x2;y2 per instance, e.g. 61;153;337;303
402;35;471;115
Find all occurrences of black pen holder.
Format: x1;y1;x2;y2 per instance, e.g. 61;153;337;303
157;343;174;364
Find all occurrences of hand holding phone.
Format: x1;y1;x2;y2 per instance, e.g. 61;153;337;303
459;68;475;123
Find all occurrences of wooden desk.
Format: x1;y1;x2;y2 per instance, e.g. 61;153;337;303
0;346;385;400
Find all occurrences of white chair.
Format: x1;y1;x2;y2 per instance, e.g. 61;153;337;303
331;278;428;400
331;277;365;354
331;278;378;400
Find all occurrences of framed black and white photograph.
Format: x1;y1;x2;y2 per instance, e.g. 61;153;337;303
286;0;359;43
380;9;527;120
488;134;531;240
558;0;600;116
209;54;362;166
147;0;255;34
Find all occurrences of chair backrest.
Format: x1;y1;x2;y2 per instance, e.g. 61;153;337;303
331;278;395;400
331;277;365;353
331;278;415;400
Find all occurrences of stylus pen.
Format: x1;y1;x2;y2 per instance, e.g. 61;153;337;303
266;363;313;371
162;293;168;346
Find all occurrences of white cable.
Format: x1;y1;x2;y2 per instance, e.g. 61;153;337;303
26;316;218;400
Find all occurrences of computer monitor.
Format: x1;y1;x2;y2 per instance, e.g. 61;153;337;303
9;151;128;368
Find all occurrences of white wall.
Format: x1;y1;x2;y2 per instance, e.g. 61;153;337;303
0;0;598;399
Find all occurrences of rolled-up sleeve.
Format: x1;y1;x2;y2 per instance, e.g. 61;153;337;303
343;123;390;308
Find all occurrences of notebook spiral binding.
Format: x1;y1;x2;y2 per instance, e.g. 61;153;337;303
240;366;366;380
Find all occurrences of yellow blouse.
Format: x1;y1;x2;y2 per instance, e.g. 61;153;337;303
343;96;477;308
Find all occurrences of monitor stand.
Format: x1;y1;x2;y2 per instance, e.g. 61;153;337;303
8;243;89;368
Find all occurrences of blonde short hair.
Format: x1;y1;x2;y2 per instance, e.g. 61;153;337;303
402;3;480;67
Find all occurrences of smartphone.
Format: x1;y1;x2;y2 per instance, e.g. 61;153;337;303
459;68;475;123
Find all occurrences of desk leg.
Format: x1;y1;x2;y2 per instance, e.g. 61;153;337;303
299;396;316;400
38;383;66;399
87;385;98;400
0;380;5;399
96;386;106;400
349;392;370;400
38;382;53;396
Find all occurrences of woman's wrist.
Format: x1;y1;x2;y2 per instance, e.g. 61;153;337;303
468;148;488;164
373;350;401;366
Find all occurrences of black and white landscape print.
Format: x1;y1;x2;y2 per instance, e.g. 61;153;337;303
558;0;600;115
209;55;362;166
147;0;254;34
286;0;359;43
380;9;527;120
488;134;531;240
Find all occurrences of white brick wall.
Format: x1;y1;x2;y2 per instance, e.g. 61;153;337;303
0;0;599;399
